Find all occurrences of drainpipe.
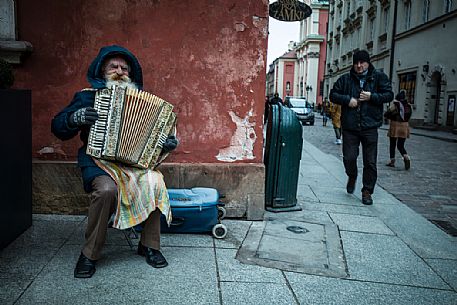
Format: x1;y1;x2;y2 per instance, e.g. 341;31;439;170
386;0;398;124
388;0;398;86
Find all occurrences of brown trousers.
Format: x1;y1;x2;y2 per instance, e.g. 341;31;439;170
82;175;161;260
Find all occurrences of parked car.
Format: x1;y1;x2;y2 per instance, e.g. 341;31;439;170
285;97;315;125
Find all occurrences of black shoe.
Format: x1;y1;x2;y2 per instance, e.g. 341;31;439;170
403;155;411;170
346;177;356;194
137;242;168;268
74;253;96;278
362;190;373;205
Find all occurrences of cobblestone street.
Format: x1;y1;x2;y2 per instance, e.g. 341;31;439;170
302;114;457;236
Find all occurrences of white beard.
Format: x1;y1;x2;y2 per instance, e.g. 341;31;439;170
105;79;138;90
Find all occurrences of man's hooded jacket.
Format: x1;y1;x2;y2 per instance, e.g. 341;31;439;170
51;45;143;192
329;64;393;131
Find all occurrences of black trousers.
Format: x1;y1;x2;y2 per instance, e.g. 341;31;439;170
389;137;407;158
342;128;378;194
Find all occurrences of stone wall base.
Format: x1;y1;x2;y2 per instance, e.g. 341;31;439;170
32;161;265;220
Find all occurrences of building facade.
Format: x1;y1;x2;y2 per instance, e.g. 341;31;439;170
324;0;457;128
393;0;457;127
266;48;299;99
266;0;329;107
295;0;329;106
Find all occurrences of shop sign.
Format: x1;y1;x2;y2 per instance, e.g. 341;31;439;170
269;0;312;22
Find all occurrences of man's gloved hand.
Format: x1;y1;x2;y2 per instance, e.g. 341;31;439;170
162;135;178;153
68;107;99;128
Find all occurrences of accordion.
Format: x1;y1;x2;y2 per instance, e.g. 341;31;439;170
86;85;177;168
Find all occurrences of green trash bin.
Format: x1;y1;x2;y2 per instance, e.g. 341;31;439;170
264;104;303;212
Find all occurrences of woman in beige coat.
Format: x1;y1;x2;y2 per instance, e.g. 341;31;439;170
384;90;411;170
330;102;342;145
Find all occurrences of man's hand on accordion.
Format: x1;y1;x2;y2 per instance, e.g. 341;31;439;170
68;107;99;128
162;135;178;153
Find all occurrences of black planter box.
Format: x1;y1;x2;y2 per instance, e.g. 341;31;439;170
0;89;32;249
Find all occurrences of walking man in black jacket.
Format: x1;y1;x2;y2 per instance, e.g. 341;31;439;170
330;50;393;205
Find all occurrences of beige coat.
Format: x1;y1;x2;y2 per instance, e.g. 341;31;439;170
386;101;410;138
330;103;341;129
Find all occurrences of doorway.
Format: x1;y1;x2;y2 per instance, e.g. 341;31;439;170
430;71;442;125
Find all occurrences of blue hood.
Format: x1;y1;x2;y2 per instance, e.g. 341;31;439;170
87;45;143;90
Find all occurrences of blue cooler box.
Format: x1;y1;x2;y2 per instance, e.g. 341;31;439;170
161;187;226;237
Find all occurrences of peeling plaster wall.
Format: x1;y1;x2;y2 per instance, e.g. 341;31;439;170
216;110;256;162
14;0;269;163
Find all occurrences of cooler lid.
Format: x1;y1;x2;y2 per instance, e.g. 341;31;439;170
167;187;219;208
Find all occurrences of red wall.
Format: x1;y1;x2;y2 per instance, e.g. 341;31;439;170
14;0;268;163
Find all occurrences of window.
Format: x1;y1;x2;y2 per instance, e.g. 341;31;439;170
404;1;412;30
383;7;390;33
346;1;351;18
445;0;453;13
423;0;430;22
398;72;417;104
368;18;375;41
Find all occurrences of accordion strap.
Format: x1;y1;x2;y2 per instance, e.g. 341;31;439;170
81;88;98;92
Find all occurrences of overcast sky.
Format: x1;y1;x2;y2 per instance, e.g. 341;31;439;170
266;1;301;68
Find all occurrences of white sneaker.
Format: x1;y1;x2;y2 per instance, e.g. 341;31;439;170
336;139;342;145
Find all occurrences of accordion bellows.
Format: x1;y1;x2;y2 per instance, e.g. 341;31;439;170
87;85;176;168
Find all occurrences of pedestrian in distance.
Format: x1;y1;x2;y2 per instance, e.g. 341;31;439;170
329;100;342;145
264;95;270;123
51;45;178;278
322;99;329;127
384;90;412;170
270;92;283;105
330;50;394;205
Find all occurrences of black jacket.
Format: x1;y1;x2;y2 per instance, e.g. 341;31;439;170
51;45;143;192
330;64;393;131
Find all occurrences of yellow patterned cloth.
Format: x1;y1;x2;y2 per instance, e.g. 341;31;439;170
94;159;172;230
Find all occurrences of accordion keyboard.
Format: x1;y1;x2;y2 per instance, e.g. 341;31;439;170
86;86;176;168
87;90;112;158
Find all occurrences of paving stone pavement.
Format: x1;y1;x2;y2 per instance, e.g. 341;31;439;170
1;127;457;304
305;114;457;236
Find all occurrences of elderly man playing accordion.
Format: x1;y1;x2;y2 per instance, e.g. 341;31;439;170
52;45;178;278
